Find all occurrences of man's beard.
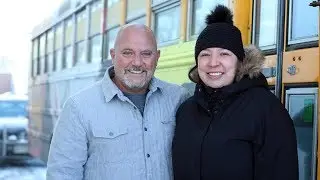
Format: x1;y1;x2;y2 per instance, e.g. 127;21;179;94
121;66;151;89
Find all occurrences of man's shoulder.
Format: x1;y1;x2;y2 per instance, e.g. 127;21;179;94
154;78;192;107
155;78;188;95
66;80;104;106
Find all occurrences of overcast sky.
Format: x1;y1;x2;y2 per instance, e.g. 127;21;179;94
0;0;63;94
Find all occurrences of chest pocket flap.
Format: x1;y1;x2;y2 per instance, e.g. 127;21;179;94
92;126;128;139
90;125;129;163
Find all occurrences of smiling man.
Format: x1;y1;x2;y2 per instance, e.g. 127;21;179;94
46;24;189;180
111;25;158;95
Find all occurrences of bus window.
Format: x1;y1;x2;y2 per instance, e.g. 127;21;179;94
252;0;278;50
288;0;318;45
153;1;180;45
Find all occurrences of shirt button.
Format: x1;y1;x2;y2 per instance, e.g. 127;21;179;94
147;154;150;158
144;127;147;131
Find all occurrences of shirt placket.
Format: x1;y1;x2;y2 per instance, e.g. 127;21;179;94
121;88;157;180
142;92;154;180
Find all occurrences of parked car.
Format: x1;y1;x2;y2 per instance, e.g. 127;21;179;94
0;92;29;159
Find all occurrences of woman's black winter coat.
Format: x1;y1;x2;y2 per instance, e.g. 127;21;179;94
172;46;299;180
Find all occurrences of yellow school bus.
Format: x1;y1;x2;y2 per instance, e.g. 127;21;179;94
28;0;319;179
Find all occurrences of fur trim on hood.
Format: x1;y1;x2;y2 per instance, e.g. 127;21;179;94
188;45;265;83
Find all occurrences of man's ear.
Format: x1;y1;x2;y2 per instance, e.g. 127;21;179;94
110;48;116;64
157;50;160;58
155;50;160;65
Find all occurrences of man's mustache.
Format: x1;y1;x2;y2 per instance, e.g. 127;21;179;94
125;66;147;73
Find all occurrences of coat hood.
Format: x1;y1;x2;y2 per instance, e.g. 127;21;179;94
189;45;266;83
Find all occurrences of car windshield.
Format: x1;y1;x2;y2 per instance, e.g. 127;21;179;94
0;100;27;117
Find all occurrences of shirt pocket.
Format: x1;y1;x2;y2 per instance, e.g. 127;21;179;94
91;126;130;163
161;117;176;156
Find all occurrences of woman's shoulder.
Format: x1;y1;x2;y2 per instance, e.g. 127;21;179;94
179;95;198;108
246;86;278;101
244;87;288;116
240;86;283;113
176;95;199;115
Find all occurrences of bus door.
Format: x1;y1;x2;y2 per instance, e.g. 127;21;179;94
285;87;318;180
309;1;320;180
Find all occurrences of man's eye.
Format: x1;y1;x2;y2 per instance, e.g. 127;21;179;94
141;52;152;57
123;51;133;55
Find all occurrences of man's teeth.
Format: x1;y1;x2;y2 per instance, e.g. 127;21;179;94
209;72;222;76
129;70;143;74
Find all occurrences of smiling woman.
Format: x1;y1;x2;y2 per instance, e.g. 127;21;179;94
172;5;299;180
197;48;238;88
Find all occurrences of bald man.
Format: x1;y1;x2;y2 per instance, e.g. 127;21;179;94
46;24;189;180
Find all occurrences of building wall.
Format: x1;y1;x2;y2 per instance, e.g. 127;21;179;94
0;74;12;94
0;57;13;94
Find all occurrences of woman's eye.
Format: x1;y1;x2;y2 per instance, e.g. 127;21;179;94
200;53;210;57
221;52;230;56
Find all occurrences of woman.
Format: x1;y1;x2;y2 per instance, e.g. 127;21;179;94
172;5;298;180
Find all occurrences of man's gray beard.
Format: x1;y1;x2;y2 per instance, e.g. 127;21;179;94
122;75;150;90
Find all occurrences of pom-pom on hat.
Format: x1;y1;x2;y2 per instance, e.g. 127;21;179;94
189;5;245;83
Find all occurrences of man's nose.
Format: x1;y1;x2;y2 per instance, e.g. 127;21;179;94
132;54;143;66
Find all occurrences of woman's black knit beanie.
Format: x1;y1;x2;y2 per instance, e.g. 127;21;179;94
189;5;245;83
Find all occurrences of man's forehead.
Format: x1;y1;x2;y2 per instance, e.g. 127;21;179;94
115;24;157;48
118;27;153;40
120;24;152;34
119;47;155;51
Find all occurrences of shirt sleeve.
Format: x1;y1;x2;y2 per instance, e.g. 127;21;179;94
46;97;88;180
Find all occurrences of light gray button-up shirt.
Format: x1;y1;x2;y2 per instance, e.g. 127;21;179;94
46;67;190;180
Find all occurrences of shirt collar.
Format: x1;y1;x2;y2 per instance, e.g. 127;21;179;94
101;66;163;102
